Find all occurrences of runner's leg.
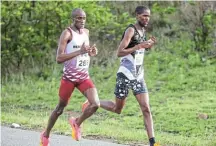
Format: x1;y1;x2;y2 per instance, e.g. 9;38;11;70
100;98;126;114
132;79;155;139
75;79;100;126
43;79;75;137
135;93;154;139
100;73;128;114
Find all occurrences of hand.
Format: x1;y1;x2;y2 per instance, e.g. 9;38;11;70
148;36;156;46
136;41;152;50
80;42;91;54
150;36;156;44
88;44;98;57
142;36;156;49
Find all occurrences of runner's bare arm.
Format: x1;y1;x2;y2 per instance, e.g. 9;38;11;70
117;27;137;57
56;29;90;64
56;29;80;63
117;27;152;57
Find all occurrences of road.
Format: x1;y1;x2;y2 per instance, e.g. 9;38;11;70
1;126;129;146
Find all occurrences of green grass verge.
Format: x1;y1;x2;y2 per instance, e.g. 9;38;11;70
1;51;216;146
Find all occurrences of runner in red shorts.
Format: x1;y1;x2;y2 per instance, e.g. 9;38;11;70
40;8;100;146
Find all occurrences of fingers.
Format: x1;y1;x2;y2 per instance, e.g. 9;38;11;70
86;43;98;56
150;36;156;43
81;43;98;56
141;41;151;47
81;42;91;54
91;47;98;56
138;41;153;49
90;44;96;49
90;44;96;51
91;44;97;52
136;36;156;50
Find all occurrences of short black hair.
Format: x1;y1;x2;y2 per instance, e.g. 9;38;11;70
71;8;83;18
135;6;149;15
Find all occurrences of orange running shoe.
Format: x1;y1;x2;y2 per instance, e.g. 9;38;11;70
39;131;49;146
82;100;89;112
153;143;160;146
69;117;81;141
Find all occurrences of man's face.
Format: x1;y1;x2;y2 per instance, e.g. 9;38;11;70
74;11;86;29
136;9;150;27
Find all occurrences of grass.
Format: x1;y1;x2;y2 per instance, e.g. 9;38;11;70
1;50;216;146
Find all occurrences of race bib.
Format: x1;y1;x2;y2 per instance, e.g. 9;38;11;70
135;50;144;65
76;53;90;68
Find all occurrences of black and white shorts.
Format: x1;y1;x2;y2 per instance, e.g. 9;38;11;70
114;73;148;99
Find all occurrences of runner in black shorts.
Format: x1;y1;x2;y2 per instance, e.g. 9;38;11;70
114;72;148;99
83;6;159;146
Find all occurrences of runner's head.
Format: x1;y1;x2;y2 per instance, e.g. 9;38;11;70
71;8;86;29
135;6;150;28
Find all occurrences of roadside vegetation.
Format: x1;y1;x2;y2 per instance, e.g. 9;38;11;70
1;1;216;146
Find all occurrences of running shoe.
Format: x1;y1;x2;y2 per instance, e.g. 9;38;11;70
39;131;49;146
69;117;81;141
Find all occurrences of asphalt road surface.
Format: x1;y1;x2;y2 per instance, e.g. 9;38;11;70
1;126;129;146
